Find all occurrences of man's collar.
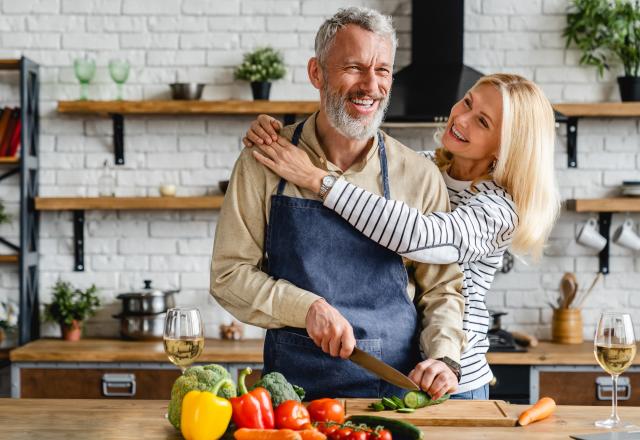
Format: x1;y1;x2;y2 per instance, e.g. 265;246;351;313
299;112;381;174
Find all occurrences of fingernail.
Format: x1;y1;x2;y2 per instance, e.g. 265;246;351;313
272;135;278;141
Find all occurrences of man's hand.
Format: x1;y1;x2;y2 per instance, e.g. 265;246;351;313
306;299;356;359
409;359;458;400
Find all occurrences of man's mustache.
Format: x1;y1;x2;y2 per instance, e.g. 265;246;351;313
345;91;387;101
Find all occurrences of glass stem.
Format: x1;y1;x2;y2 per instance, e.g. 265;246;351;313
117;82;123;100
80;82;89;100
610;374;620;422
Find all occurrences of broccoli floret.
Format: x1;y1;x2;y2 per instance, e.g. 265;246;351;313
167;364;236;430
251;372;304;408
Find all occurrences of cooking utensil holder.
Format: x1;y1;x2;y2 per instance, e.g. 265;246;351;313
552;308;583;344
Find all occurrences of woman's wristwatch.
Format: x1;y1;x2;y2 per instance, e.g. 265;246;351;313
318;174;337;200
437;356;462;383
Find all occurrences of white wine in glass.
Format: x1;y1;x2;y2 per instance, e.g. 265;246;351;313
593;312;637;428
163;307;204;373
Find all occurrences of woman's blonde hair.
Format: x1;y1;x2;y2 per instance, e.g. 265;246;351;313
434;73;560;260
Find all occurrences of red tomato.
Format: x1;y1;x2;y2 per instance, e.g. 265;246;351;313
307;398;346;424
374;429;392;440
274;400;312;430
317;422;339;435
349;430;370;440
331;427;353;440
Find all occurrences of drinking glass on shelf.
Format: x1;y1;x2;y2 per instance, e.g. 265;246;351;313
108;59;130;100
593;311;637;428
73;58;96;101
163;307;204;373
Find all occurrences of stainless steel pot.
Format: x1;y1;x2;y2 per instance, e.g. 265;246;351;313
113;312;166;340
117;280;179;315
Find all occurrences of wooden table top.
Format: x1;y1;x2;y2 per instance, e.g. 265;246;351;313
12;338;639;366
1;399;639;440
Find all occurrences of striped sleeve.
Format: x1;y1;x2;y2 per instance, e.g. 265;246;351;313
323;178;518;264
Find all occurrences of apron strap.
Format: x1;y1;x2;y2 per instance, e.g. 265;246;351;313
276;120;306;195
277;120;391;200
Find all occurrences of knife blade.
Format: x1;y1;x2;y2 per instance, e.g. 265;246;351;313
349;347;420;391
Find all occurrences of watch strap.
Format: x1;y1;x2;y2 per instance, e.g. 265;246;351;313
437;356;461;382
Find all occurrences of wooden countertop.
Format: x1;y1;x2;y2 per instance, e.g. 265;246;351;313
10;338;264;363
13;338;639;366
1;399;639;439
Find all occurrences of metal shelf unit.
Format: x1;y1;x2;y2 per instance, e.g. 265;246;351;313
0;57;40;344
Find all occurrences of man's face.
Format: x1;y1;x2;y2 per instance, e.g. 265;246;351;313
318;25;394;140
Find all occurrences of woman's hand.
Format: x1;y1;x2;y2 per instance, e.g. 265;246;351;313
242;114;283;147
409;359;458;400
252;136;327;194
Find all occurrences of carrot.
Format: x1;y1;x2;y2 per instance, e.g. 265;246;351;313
234;428;302;440
299;429;327;440
518;397;557;426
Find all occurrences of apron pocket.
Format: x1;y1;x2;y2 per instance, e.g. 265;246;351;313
271;330;383;398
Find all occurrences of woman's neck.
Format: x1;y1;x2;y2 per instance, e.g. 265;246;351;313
449;157;494;181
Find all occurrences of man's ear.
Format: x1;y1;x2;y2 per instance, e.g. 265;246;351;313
308;57;323;90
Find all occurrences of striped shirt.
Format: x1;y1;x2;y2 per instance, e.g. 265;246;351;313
323;151;518;394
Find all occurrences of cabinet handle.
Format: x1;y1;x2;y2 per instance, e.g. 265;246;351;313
102;373;137;397
596;376;631;401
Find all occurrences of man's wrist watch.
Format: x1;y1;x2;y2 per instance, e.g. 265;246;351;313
437;356;461;382
318;174;337;200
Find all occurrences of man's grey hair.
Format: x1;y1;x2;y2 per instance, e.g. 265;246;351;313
314;7;397;68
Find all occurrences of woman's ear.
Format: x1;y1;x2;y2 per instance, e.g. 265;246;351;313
308;57;323;90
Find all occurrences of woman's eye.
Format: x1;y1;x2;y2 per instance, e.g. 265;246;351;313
479;118;489;128
463;98;471;108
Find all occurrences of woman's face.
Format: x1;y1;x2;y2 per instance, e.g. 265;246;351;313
442;83;502;163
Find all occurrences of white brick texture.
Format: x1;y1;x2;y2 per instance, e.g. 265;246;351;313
0;0;638;339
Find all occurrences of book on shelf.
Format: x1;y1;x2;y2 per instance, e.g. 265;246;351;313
0;107;20;157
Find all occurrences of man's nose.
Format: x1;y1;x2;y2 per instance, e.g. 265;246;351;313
359;69;378;94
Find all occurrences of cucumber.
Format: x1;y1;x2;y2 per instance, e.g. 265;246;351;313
381;397;398;410
403;391;450;409
391;395;405;409
347;415;423;440
368;402;385;411
396;408;415;413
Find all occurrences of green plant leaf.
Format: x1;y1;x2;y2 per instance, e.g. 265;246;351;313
234;46;287;82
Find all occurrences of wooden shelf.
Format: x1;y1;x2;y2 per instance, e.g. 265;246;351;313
0;254;18;263
566;198;640;213
0;157;19;164
57;100;319;116
0;59;20;71
553;102;640;117
35;196;224;211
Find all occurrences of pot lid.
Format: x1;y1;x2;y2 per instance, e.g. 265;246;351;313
117;279;179;298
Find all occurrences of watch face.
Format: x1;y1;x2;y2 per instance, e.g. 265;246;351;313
322;175;336;186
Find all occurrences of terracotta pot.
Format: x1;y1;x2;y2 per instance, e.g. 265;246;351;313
61;320;82;341
552;308;583;344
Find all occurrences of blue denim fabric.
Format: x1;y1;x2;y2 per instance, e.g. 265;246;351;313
262;121;420;400
450;383;490;400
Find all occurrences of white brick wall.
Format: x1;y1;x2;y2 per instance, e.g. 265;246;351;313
0;0;639;341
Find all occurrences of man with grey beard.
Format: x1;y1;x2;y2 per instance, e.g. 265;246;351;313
211;7;465;399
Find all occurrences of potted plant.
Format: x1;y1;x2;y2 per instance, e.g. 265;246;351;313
234;47;286;100
44;280;100;341
0;300;18;342
564;0;640;101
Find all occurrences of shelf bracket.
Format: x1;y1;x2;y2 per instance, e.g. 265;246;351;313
598;212;612;275
111;113;125;165
73;210;84;271
0;167;19;182
0;237;19;252
566;117;578;168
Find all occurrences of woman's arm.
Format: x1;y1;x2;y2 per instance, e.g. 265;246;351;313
324;178;518;264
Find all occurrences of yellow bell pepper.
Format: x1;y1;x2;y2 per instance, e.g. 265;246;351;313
181;379;233;440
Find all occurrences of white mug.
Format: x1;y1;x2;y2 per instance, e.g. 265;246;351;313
612;218;640;251
576;217;607;251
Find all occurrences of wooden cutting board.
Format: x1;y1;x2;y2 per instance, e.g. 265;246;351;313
345;399;518;427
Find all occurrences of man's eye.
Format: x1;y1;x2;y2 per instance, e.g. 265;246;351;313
348;66;360;71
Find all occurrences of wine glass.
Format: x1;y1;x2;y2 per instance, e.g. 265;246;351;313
593;311;637;428
108;59;130;100
163;307;204;373
73;58;96;101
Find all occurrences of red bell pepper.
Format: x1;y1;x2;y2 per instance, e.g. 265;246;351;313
274;400;312;430
230;367;275;429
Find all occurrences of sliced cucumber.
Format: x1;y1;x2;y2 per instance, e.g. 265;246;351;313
396;407;415;413
403;391;450;409
347;415;423;440
381;397;398;410
391;395;405;409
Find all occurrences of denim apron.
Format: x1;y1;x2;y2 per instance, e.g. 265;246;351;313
263;120;420;399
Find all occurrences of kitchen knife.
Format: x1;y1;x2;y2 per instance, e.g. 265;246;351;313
349;347;420;391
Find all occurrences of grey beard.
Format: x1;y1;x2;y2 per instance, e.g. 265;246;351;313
323;85;389;140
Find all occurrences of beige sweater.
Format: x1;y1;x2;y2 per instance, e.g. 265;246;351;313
210;113;465;362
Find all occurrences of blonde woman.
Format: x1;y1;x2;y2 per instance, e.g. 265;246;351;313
243;73;560;399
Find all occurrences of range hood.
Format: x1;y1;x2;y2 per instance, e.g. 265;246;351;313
385;0;483;123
